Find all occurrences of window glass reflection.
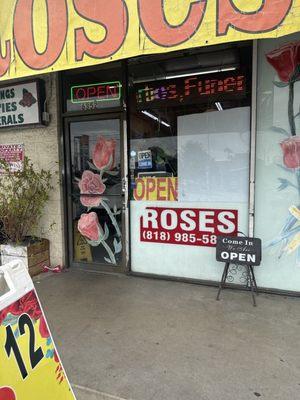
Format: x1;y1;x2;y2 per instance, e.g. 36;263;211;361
70;120;123;267
129;46;252;204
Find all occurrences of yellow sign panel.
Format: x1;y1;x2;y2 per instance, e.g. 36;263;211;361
74;223;93;263
0;0;300;81
134;177;178;201
0;290;75;399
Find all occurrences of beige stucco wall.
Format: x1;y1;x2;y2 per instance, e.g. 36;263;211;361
0;73;64;266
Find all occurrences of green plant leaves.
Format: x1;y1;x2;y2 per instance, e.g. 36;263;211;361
0;157;53;243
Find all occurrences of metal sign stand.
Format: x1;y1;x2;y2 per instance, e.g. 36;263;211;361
216;262;259;306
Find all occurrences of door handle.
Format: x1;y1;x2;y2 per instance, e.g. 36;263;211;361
122;199;128;211
122;177;127;193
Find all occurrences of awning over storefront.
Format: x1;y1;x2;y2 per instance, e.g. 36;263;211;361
0;0;300;81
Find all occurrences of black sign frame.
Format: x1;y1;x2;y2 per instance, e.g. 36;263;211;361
215;235;261;306
133;70;247;110
0;79;45;130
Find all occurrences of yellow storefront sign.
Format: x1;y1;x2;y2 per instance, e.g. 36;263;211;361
0;0;300;81
0;261;75;399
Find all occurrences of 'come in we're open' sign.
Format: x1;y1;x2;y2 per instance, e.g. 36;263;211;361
216;236;262;266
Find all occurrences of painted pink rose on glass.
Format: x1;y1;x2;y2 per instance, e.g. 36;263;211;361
78;212;103;242
78;170;105;207
267;41;300;137
280;136;300;169
266;41;300;83
93;136;116;170
265;41;300;259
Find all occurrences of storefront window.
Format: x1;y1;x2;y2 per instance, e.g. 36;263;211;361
255;33;300;291
129;45;252;281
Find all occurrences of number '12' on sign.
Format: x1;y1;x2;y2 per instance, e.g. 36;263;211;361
4;313;44;379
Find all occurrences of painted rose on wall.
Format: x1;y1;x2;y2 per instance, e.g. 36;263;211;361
266;41;300;258
267;41;300;137
280;136;300;169
266;42;300;83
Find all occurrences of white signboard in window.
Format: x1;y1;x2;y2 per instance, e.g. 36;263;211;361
0;81;44;129
177;107;250;203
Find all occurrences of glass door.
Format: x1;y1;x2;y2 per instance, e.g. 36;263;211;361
65;115;127;271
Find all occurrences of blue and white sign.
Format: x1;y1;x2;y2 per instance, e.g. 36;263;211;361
138;150;152;169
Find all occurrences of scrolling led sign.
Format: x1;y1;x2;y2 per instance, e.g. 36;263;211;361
135;71;246;109
71;81;122;104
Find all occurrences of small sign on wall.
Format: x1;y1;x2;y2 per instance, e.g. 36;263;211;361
0;144;24;173
0;80;44;129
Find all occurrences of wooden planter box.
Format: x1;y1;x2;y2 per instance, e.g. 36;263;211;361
0;238;50;277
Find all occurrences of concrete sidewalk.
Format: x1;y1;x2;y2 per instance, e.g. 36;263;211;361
35;270;300;400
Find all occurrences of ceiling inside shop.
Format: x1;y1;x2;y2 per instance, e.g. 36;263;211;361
128;42;252;84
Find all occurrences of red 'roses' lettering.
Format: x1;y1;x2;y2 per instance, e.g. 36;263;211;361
138;0;207;47
74;0;128;61
0;40;11;77
142;208;237;234
217;0;293;36
13;0;68;69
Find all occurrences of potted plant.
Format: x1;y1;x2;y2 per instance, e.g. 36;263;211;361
0;157;53;276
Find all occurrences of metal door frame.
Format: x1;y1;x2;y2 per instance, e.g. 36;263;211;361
63;112;129;273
